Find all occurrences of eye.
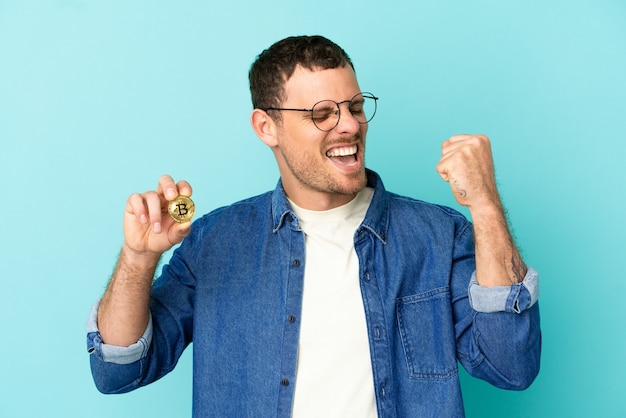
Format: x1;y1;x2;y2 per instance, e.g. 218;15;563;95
312;105;338;122
349;100;365;114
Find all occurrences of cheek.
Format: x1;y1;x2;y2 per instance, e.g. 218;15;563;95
279;130;327;155
278;135;319;167
359;125;368;145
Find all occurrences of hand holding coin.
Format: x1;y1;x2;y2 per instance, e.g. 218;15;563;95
122;175;194;256
168;195;195;223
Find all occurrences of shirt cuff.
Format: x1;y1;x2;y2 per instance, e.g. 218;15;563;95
468;267;539;314
86;299;153;365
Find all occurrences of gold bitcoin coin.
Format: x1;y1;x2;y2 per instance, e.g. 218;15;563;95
167;196;195;223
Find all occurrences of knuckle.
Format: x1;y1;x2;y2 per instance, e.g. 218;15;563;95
158;174;175;191
177;180;192;196
142;191;158;201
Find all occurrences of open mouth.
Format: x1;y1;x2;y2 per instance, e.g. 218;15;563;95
326;144;358;167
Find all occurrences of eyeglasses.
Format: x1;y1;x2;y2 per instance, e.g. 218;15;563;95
262;92;378;132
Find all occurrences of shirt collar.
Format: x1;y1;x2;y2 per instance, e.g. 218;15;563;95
271;169;389;244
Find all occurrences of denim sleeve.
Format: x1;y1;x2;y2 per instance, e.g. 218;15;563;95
86;299;153;365
468;267;539;314
87;231;196;394
451;221;541;391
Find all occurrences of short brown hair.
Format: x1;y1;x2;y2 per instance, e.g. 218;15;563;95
249;35;355;112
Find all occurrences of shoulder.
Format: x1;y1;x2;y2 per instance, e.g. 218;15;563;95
367;169;467;223
189;191;274;237
387;191;466;220
205;191;273;218
385;192;472;238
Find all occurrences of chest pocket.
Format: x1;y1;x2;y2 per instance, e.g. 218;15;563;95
396;286;458;380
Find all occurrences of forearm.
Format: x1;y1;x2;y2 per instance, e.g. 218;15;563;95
436;134;527;287
98;243;161;346
470;201;527;287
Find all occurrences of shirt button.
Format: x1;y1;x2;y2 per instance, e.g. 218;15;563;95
292;259;300;267
281;378;290;386
288;315;296;323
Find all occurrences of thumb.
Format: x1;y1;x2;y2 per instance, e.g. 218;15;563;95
436;160;450;182
169;222;192;245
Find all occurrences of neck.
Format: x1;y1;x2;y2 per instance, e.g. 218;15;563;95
284;182;359;211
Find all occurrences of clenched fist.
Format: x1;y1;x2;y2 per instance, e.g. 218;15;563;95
436;134;501;211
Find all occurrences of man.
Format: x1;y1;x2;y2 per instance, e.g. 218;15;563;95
87;35;541;417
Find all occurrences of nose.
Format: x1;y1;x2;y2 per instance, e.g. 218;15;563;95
334;102;361;134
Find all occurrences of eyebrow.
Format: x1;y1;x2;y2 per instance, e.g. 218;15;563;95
314;102;337;111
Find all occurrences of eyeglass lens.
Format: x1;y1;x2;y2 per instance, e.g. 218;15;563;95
311;93;377;131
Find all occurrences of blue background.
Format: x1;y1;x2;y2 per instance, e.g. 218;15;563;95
1;1;625;416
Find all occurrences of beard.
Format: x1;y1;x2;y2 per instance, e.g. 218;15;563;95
278;133;368;198
283;151;367;195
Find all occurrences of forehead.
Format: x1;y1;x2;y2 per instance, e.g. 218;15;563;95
282;65;361;106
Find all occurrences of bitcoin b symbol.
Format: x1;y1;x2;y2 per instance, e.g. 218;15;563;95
176;203;188;216
168;196;195;223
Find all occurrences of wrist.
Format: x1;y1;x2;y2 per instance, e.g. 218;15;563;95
468;198;505;224
120;242;162;269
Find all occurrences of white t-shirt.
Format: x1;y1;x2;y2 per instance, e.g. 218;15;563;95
289;187;377;418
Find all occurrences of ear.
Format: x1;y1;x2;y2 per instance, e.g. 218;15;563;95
250;109;278;147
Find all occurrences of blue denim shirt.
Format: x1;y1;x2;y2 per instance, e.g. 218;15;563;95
87;169;541;418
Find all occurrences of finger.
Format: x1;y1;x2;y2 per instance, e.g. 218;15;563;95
435;159;451;182
441;136;487;163
157;174;178;201
163;221;192;248
176;180;193;197
438;143;457;162
437;141;461;171
127;193;150;225
447;134;472;143
441;137;466;156
449;134;491;151
144;191;164;233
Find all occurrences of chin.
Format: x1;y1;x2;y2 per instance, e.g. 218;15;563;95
334;170;367;195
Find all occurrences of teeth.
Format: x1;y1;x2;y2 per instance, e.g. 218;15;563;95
326;145;357;157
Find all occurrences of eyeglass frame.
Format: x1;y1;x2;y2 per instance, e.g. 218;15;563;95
260;92;379;132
